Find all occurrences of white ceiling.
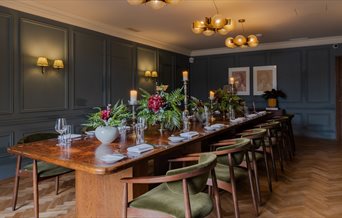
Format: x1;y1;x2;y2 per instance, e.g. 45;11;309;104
2;0;342;55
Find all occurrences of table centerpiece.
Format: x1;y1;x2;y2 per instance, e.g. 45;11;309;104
137;85;184;133
83;101;131;144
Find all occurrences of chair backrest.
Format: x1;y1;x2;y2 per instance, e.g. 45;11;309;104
166;153;216;195
240;128;267;149
18;132;59;144
215;138;250;166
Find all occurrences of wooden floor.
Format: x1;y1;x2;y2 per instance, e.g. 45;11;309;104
1;137;342;218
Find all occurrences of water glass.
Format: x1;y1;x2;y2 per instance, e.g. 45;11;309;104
64;125;72;143
55;118;67;145
135;123;145;145
118;119;127;142
137;117;147;130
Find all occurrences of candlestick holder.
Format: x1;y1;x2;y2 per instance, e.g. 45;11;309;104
209;98;215;122
182;79;191;132
128;100;138;127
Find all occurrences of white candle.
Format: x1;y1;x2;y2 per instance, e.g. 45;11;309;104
209;91;215;100
182;70;189;81
229;77;235;85
130;90;137;103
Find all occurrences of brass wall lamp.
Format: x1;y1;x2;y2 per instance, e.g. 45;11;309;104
144;70;158;81
36;57;64;74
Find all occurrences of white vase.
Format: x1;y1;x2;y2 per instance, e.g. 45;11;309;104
95;126;119;144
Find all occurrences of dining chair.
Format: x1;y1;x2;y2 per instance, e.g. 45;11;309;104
121;153;221;218
255;121;284;181
207;137;259;218
12;133;73;218
237;128;272;205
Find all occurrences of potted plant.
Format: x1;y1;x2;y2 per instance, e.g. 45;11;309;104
262;89;287;108
84;101;131;144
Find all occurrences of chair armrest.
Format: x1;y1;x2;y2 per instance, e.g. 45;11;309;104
168;156;199;163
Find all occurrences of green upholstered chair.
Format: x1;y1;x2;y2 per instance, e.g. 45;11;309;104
238;128;272;205
255;121;284;181
12;133;73;218
121;153;221;218
208;138;258;218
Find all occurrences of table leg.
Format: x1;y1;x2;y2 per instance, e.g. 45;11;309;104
76;168;133;218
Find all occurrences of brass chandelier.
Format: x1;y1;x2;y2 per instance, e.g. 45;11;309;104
191;0;234;36
127;0;180;10
225;19;259;48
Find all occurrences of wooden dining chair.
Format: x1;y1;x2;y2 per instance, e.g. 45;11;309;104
176;138;258;218
237;128;272;205
12;133;73;218
121;153;221;218
255;121;284;181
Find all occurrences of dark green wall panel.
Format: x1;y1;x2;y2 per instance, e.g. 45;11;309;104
20;19;68;112
159;50;173;89
73;31;106;108
137;46;157;94
208;55;235;91
190;57;208;100
0;12;13;114
110;40;134;102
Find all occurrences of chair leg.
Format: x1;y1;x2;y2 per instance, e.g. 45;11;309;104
32;160;39;218
122;183;128;218
211;169;222;218
246;154;259;216
269;146;278;181
276;142;285;172
251;151;261;205
262;145;272;192
229;165;240;218
55;176;59;195
12;155;22;211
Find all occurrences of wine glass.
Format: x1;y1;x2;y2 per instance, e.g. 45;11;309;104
55;118;67;144
137;117;147;130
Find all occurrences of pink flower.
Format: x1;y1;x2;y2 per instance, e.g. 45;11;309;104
148;95;164;113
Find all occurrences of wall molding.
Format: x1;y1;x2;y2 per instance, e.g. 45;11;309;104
191;36;342;57
0;1;191;56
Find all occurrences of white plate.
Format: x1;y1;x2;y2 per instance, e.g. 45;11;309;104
211;124;225;129
204;126;215;131
99;154;125;163
168;136;184;143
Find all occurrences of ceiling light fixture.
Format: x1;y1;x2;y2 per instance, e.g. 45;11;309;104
191;0;234;36
127;0;180;10
225;19;259;48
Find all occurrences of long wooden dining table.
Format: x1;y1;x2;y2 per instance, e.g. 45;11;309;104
7;113;269;218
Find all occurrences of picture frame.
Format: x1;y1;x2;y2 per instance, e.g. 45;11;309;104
228;67;250;95
253;65;277;95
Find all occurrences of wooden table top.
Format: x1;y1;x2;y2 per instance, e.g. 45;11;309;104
7;113;269;175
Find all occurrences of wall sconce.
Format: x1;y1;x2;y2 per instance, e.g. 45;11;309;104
144;70;158;81
53;59;64;70
36;57;49;74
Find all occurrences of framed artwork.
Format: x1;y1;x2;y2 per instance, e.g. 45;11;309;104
228;67;250;95
253;65;277;95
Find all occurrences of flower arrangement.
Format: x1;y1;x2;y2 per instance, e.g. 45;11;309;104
213;88;245;116
137;86;184;131
189;96;210;123
84;101;131;129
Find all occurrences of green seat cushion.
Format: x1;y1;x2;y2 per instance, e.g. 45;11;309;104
129;183;213;218
23;161;72;178
214;164;247;183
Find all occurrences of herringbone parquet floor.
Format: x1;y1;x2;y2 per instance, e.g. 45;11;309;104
1;137;342;218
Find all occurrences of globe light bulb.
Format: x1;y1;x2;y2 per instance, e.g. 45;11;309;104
165;0;180;4
203;29;215;36
223;19;234;31
248;35;259;47
234;35;247;46
225;37;236;48
211;14;225;29
146;0;166;9
217;28;228;35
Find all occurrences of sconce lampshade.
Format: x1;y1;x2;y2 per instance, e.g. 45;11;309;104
151;71;158;78
144;70;152;77
53;60;64;69
36;57;48;67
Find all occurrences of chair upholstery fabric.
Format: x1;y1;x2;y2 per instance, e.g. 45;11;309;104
129;153;216;218
216;138;250;166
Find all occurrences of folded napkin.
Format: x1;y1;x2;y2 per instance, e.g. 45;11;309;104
257;111;267;115
99;154;125;163
127;144;154;154
180;131;199;139
230;117;246;124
